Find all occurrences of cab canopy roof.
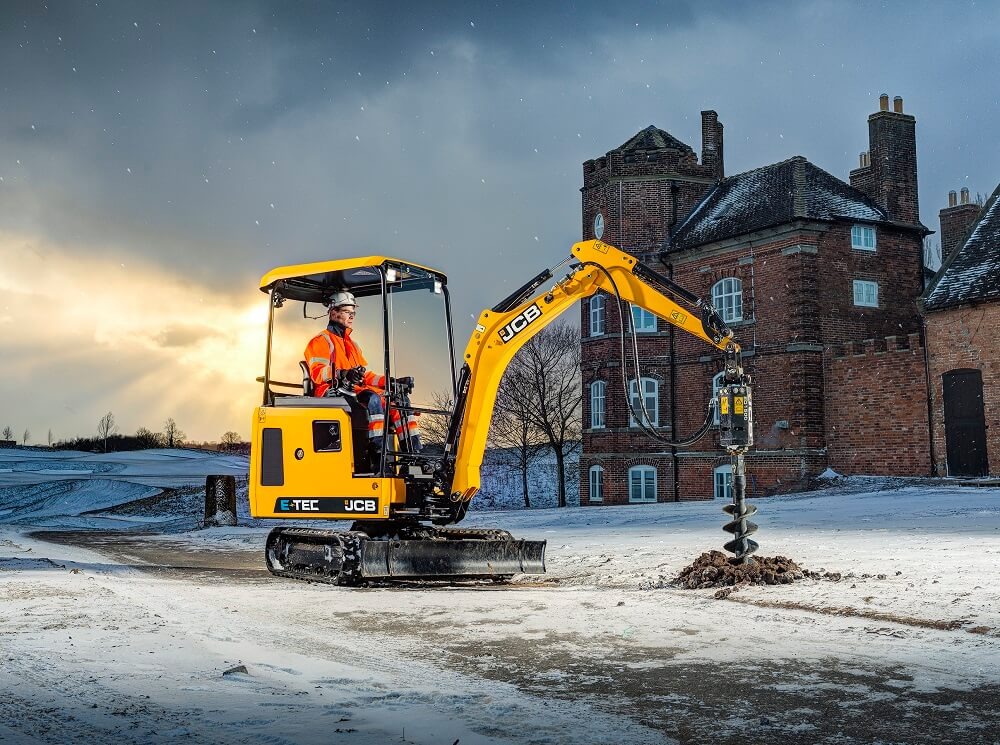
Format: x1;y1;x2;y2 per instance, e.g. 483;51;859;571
259;256;447;304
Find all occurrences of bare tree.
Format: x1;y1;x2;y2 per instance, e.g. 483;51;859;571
135;427;163;449
22;428;30;445
419;389;456;450
509;322;582;507
163;418;185;448
220;431;242;451
490;364;548;508
97;412;117;452
2;426;12;441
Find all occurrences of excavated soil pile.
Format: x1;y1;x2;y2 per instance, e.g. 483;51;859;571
674;550;821;595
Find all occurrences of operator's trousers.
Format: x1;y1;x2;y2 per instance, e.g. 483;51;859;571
357;391;422;455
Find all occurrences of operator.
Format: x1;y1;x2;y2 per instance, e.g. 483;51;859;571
304;291;422;458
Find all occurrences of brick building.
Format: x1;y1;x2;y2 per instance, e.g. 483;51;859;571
920;184;1000;477
580;95;931;505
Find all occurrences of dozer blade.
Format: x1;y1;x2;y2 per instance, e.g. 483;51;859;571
264;526;546;585
360;538;546;579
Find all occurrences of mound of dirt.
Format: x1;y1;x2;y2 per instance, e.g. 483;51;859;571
673;550;807;592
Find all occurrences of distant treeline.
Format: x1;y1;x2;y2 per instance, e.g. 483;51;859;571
52;432;247;454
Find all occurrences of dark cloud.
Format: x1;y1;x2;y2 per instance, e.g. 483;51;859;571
1;0;999;439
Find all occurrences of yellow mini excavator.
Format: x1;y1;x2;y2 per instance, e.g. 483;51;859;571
249;239;755;584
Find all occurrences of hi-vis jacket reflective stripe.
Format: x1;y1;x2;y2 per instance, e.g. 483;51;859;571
304;327;386;398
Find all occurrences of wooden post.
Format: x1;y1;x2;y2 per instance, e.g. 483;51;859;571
205;475;237;527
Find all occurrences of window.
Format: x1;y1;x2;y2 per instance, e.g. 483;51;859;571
629;465;657;503
851;224;876;252
853;280;879;307
630;304;657;332
590;381;606;429
629;377;659;427
588;465;604;503
711;278;743;323
590;295;605;336
714;464;733;500
712;371;725;425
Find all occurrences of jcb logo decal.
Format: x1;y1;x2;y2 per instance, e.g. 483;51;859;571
498;303;542;343
344;499;377;512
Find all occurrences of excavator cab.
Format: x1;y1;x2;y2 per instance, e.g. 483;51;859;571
251;256;458;518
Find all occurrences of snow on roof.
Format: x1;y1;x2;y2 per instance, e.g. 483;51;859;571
922;183;1000;311
617;125;693;154
670;156;888;250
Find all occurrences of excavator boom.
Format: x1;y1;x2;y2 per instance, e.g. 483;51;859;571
444;239;740;503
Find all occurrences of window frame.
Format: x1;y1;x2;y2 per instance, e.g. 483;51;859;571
628;377;659;427
711;277;744;324
630;304;657;333
851;224;877;252
852;279;879;308
589;294;606;336
714;464;733;501
590;380;606;429
588;465;604;503
628;465;657;503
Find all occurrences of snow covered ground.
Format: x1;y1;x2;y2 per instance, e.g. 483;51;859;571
0;449;998;744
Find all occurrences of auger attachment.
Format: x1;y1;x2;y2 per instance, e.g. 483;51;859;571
717;372;757;562
722;452;759;563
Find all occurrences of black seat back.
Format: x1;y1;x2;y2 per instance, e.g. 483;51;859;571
298;360;315;397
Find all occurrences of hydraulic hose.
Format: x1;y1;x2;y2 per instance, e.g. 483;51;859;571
580;261;716;448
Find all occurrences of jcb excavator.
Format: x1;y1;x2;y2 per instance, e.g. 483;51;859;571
249;239;755;584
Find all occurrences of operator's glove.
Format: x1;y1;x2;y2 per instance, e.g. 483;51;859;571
391;376;415;395
336;366;366;390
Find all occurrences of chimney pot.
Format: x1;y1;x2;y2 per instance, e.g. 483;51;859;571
960;187;970;205
948;190;957;207
893;96;903;113
879;93;889;111
859;152;866;168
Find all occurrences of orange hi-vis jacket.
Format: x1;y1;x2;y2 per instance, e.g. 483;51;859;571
305;326;386;398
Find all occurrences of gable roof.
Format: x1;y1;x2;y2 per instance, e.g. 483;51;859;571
922;183;1000;311
670;156;889;249
618;125;693;154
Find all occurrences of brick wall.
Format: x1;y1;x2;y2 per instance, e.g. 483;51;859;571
924;303;1000;476
939;202;981;262
823;334;931;475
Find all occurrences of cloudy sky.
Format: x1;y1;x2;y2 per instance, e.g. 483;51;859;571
1;0;998;443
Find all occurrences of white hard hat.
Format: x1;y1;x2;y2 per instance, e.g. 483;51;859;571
328;291;357;309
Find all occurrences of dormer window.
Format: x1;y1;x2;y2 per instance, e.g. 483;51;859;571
851;225;876;252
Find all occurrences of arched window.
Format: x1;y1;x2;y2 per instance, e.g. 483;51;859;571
590;381;606;429
628;377;658;427
588;465;604;503
628;465;657;503
714;464;733;501
712;371;725;425
590;295;605;336
711;277;743;323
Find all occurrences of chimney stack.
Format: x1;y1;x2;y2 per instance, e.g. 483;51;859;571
939;188;982;261
700;110;724;180
849;93;919;225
